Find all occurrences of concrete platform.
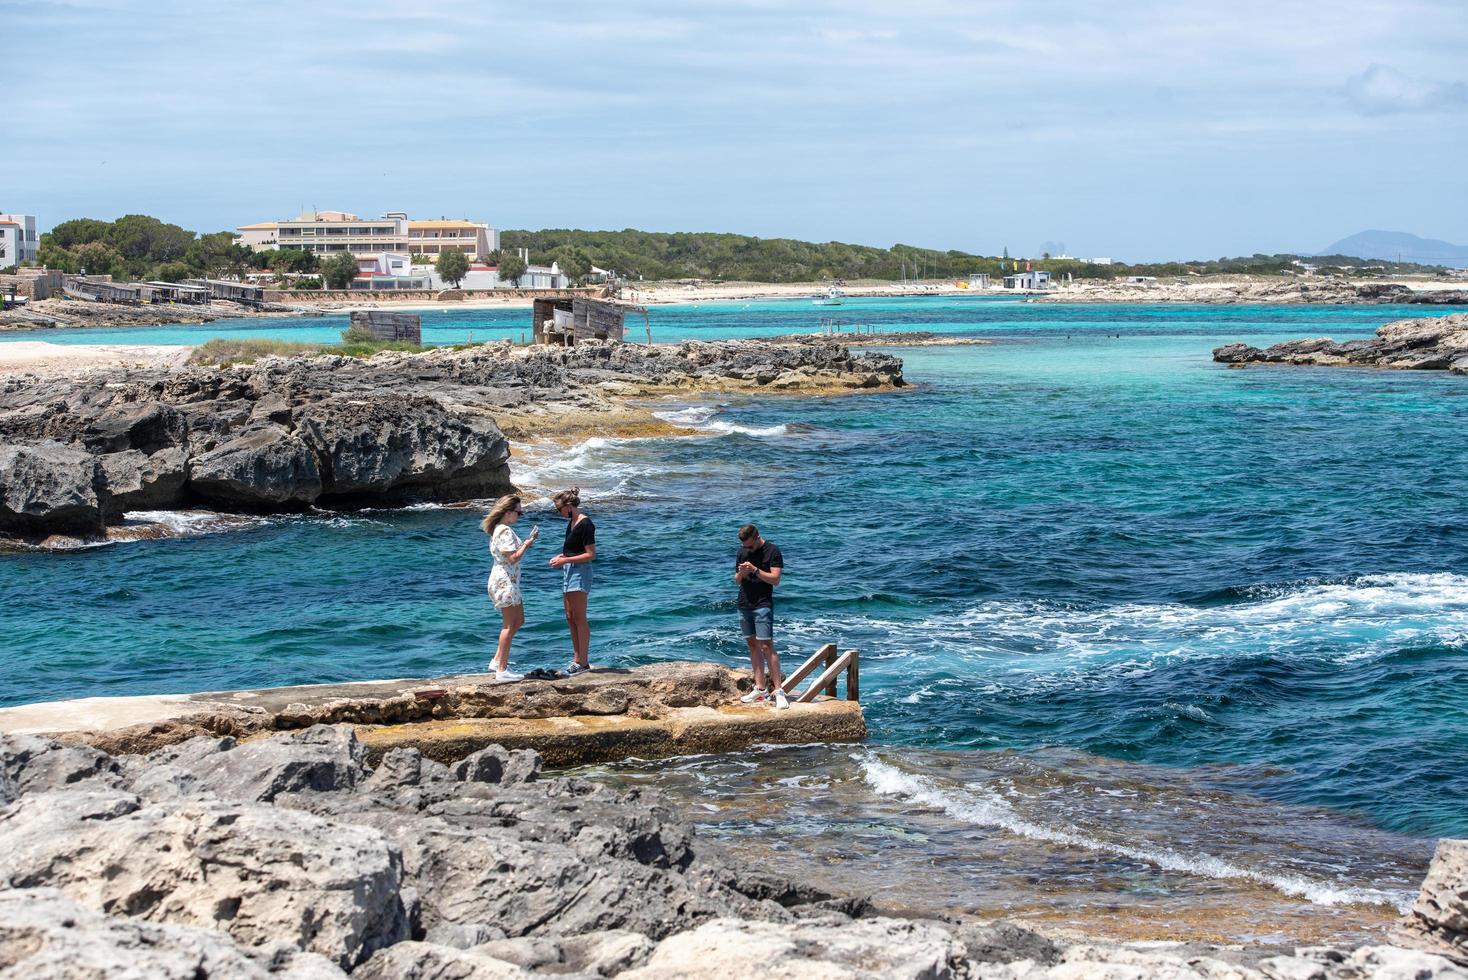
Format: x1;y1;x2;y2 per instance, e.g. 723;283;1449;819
0;662;866;767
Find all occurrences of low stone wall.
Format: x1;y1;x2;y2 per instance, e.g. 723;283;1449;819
264;286;601;303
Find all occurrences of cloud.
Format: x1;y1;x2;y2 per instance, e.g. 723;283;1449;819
1346;63;1468;114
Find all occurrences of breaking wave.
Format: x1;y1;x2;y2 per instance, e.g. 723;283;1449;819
858;754;1415;910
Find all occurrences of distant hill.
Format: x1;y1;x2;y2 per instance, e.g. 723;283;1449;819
1321;230;1468;269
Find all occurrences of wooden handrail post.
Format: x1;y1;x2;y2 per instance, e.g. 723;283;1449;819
823;646;837;698
847;649;859;703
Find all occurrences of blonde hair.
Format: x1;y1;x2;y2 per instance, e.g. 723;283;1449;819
481;495;522;535
551;487;581;511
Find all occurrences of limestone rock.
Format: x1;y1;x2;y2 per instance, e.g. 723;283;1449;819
0;795;412;970
0;733;121;795
188;424;322;507
451;744;541;785
1213;313;1468;373
163;725;370;803
0;887;348;980
473;930;656;975
295;394;510;502
619;916;973;979
98;447;188;514
0;441;106;536
1396;839;1468;966
353;942;530;980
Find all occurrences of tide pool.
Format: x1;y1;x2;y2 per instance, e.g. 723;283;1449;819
4;297;1467;855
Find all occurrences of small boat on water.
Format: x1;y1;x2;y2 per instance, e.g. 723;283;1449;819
812;286;844;306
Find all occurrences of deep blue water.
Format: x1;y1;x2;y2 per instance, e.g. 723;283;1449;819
4;298;1467;842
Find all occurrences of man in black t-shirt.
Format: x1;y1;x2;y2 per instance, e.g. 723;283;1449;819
734;523;787;709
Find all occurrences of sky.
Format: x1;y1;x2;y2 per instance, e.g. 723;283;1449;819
5;0;1467;261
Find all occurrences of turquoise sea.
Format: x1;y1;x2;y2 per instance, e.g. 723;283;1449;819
4;296;1466;940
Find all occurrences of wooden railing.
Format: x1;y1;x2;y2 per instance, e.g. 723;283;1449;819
781;643;860;704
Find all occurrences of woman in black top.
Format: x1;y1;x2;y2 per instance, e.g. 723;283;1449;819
547;487;595;676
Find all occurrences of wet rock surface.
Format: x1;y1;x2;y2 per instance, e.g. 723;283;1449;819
0;339;901;541
1213;312;1468;373
1;725;1464;978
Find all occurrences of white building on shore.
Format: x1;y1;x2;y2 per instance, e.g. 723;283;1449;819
238;210;498;261
1003;270;1052;290
0;214;39;268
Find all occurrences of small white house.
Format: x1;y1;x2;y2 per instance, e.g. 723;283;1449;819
1124;276;1158;285
1002;270;1052;290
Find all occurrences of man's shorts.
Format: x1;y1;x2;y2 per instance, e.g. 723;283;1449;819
739;606;774;641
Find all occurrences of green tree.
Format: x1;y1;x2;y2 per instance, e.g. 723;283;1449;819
70;242;127;277
494;250;527;287
435;248;469;287
551;245;591;282
154;261;193;283
46;218;111;249
323;251;361;289
108;214;193;265
184;232;255;279
268;248;320;273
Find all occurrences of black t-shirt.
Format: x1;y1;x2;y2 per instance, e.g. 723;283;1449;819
735;540;784;610
563;517;595;558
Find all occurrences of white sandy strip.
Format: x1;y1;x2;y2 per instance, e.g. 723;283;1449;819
0;341;192;376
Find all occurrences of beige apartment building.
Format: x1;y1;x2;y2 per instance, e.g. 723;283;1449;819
408;220;497;259
237;211;498;260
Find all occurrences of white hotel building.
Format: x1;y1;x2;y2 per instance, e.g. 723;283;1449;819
238;211;498;260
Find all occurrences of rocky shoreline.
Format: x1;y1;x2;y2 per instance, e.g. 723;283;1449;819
1;722;1465;978
1042;278;1468;305
0;297;324;330
0;339;903;544
1214;313;1468;372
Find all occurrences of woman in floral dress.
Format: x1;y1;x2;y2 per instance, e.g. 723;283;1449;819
482;495;539;682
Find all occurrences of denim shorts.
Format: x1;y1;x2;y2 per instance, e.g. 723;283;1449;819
562;561;593;594
739;606;774;641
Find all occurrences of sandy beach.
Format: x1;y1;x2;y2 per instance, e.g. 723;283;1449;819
0;341;191;376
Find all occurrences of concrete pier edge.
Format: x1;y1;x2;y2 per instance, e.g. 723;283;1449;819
0;661;866;766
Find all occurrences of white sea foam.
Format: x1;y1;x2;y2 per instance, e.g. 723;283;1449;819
654;405;720;425
703;419;790;438
858;754;1414;910
794;573;1468;680
652;403;791;438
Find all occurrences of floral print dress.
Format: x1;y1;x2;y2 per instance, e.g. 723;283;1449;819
487;524;524;610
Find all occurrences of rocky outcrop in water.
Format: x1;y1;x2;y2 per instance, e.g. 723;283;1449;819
1214;313;1468;373
1;725;1465;978
1043;277;1468;305
0;339;902;542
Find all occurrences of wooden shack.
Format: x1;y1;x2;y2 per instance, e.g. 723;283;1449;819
63;278;145;304
532;297;646;346
144;281;211;304
349;310;422;344
184;279;266;305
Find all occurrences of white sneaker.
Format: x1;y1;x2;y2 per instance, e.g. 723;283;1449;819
563;661;591;677
493;670;524;683
740;687;770;704
773;688;790;710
